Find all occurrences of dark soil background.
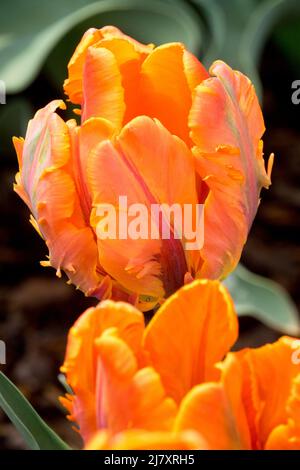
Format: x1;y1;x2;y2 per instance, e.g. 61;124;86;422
0;38;299;449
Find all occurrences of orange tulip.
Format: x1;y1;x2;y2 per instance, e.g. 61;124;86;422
60;279;238;447
175;338;300;450
61;279;300;450
14;26;272;309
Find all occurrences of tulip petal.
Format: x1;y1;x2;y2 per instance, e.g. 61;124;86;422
12;136;24;167
175;354;251;449
236;336;300;449
88;116;198;302
265;372;300;449
140;43;208;143
95;330;177;435
69;117;115;221
92;37;153;124
143;280;238;403
81;46;125;126
265;423;300;450
86;429;207;450
13;101;101;294
88;135;163;300
64;26;153;118
61;300;145;442
64;28;104;104
189;61;272;279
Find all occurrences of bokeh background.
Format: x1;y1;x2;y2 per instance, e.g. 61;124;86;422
1;0;300;449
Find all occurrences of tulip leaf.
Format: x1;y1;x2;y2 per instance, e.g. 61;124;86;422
192;0;300;99
0;371;70;450
224;264;300;336
0;0;202;93
239;0;300;98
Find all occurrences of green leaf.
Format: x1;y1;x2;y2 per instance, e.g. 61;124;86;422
239;0;300;98
0;371;70;450
224;264;300;336
191;0;264;96
0;0;202;93
188;0;226;66
192;0;300;99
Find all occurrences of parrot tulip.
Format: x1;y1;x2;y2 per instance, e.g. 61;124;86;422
60;279;300;450
14;26;272;310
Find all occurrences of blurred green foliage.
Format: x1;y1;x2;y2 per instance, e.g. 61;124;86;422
1;0;300;95
224;264;300;336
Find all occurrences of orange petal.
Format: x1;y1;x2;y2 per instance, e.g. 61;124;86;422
175;354;251;450
140;43;208;143
86;429;207;450
88;116;198;302
12;136;24;167
143;279;238;404
64;28;104;104
265;374;300;449
81;46;125;126
69;117;115;221
189;61;272;279
14;100;66;214
265;371;300;449
90;37;153;124
61;300;145;442
95;329;177;435
88;135;163;300
265;424;300;450
13;101;101;294
236;336;300;449
64;26;153;114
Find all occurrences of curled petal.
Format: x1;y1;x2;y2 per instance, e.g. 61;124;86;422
64;26;153;122
189;61;273;279
61;300;145;442
84;36;152;124
13;101;101;293
265;373;300;449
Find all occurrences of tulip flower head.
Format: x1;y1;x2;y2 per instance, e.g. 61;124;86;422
14;26;273;310
61;279;300;450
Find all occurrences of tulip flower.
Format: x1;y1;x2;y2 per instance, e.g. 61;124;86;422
14;26;272;309
60;279;300;450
